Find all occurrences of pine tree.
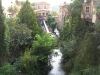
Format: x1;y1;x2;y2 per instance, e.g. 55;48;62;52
18;0;41;37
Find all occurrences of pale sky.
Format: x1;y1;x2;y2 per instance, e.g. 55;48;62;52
2;0;72;8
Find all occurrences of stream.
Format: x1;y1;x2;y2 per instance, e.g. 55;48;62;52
48;49;66;75
43;20;66;75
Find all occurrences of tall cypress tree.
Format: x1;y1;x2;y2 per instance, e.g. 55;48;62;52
18;0;41;37
0;0;10;66
0;0;5;62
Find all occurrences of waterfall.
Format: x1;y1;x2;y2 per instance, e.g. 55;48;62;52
43;20;50;33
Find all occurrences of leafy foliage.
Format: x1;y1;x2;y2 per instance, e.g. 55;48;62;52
0;0;5;59
47;14;55;25
59;0;100;75
95;1;100;19
18;0;42;37
6;18;32;57
50;21;57;32
0;0;10;66
19;34;56;75
0;63;17;75
32;34;56;74
51;11;58;16
47;14;58;32
67;0;83;17
4;21;10;55
60;22;71;41
32;34;55;56
0;0;56;75
19;50;39;75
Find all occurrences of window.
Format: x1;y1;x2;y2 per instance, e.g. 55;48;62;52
43;13;45;16
46;13;48;16
38;6;40;9
86;6;90;13
45;6;46;9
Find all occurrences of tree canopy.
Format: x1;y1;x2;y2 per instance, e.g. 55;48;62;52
51;11;58;16
47;14;58;32
18;0;42;37
95;1;100;19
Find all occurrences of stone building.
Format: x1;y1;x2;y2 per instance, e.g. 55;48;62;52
15;1;50;20
58;2;68;29
81;0;99;23
34;2;50;20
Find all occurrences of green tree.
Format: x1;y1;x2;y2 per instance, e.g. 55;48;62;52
95;1;100;19
33;34;55;56
51;11;58;16
19;50;39;75
59;0;95;74
47;14;58;32
0;0;10;66
0;63;17;75
47;14;55;25
32;34;56;74
59;0;100;75
19;34;56;75
0;0;4;55
50;21;57;32
18;0;42;37
67;0;83;17
60;22;71;41
6;18;32;57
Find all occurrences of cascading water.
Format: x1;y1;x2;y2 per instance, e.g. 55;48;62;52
43;20;49;33
43;20;66;75
48;49;66;75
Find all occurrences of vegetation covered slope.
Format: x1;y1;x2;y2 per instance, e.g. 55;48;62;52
60;0;100;75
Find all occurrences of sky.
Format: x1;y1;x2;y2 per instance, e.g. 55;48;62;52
26;0;72;6
2;0;72;8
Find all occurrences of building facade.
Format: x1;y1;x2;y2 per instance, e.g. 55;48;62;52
81;0;99;23
34;2;50;20
58;2;68;29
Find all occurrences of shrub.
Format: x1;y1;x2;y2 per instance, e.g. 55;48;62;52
0;63;17;75
6;18;32;57
19;50;39;75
